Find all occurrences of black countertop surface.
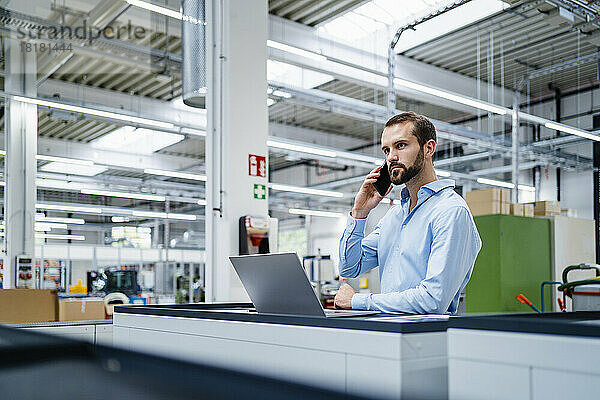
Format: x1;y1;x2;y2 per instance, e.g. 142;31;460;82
114;303;449;334
448;311;600;338
115;303;600;338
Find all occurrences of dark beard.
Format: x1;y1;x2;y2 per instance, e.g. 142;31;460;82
390;146;425;185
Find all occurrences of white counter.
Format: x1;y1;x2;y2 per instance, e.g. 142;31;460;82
113;305;449;399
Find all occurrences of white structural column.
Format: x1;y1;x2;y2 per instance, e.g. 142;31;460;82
512;91;520;204
205;0;269;301
4;38;38;288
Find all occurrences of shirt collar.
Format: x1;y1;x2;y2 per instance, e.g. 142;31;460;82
400;179;455;200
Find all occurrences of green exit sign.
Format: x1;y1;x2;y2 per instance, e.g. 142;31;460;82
253;184;266;200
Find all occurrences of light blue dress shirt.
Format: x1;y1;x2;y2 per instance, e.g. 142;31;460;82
339;179;481;314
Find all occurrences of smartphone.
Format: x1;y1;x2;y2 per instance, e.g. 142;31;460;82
372;162;391;196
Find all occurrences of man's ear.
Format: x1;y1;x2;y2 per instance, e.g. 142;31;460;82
425;140;436;158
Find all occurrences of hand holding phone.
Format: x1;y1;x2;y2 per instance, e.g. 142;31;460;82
351;163;392;219
372;162;392;197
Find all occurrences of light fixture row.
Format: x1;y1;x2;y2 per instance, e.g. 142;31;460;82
13;95;175;130
35;203;199;221
476;178;536;192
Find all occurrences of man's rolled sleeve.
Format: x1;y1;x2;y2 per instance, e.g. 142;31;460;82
338;213;379;278
351;292;370;310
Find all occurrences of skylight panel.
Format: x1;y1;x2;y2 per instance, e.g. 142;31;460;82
394;0;507;52
354;2;395;25
318;11;378;42
317;0;507;56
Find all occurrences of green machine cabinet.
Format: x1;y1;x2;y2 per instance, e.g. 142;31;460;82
465;215;552;313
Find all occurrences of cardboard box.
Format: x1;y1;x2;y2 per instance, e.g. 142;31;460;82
510;203;524;216
58;298;105;321
523;204;534;217
0;289;58;323
561;208;578;218
467;201;510;216
465;188;510;204
529;200;561;216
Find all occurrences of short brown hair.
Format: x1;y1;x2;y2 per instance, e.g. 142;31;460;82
385;112;436;147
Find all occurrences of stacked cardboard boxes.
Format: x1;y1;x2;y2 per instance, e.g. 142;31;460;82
465;188;510;216
561;208;578;218
509;203;534;217
510;203;524;216
525;200;561;217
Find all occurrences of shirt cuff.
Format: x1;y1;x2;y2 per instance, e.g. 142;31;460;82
351;293;370;310
346;213;367;233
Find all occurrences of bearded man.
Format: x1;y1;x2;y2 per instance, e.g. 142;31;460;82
334;112;482;314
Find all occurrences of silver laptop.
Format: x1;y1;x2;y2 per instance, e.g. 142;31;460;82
229;252;377;318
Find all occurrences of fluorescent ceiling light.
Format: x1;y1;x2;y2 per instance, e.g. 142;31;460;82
126;0;182;19
40;162;108;176
436;169;452;177
289;208;345;218
267;40;327;62
268;135;380;165
271;89;292;99
518;185;536;192
476;178;536;192
36;155;94;166
544;122;600;142
197;199;207;206
267;98;276;107
143;168;207;181
81;189;166;202
268;60;333;89
36;233;85;241
132;210;197;220
166;213;198;221
35;222;68;231
36;203;103;214
92;127;184;154
132;210;167;219
37;179;88;191
267;139;337;158
476;178;513;189
36;216;85;225
336;152;382;165
35;224;51;232
13;95;174;129
394;78;508;115
270;183;344;198
111;216;130;223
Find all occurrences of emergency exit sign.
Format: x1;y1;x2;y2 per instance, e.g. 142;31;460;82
254;184;266;200
248;154;266;178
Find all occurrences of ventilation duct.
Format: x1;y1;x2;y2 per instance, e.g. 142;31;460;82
182;0;207;108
